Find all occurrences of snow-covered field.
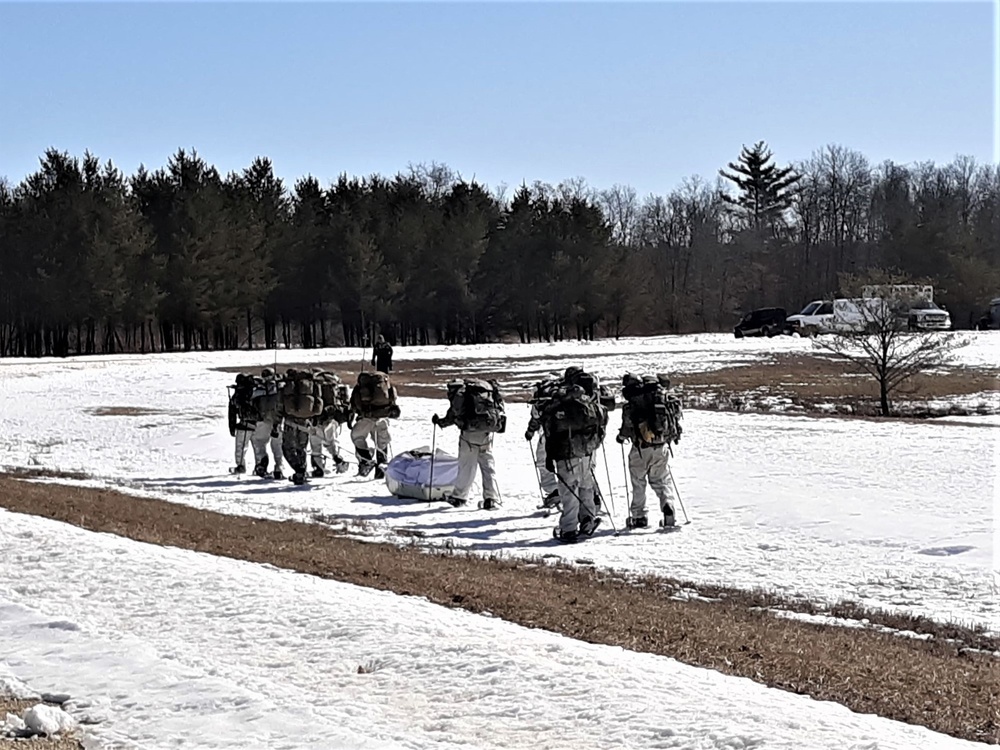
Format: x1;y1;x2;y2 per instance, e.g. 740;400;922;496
2;510;989;750
0;333;997;748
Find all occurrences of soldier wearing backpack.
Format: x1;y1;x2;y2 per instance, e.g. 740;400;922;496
525;376;561;509
432;379;506;509
228;369;284;479
308;370;352;477
617;373;682;529
349;370;400;479
278;368;326;485
540;368;609;543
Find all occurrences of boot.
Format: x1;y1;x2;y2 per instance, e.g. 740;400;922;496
626;515;648;530
253;456;268;478
356;448;375;477
660;506;677;528
230;463;246;475
272;469;284;480
334;456;350;474
579;516;602;537
553;528;578;544
291;470;307;486
444;496;467;507
541;490;560;509
311;456;325;479
374;465;385;480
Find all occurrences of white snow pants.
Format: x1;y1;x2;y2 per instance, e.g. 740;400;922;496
452;431;500;502
251;419;283;472
351;417;391;463
309;420;344;471
554;455;597;535
628;443;675;519
534;438;559;496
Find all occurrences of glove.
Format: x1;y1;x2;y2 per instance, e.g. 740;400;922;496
616;435;626;444
524;430;534;442
432;414;440;425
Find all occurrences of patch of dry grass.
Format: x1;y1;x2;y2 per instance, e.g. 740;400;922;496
0;475;996;744
214;352;1000;418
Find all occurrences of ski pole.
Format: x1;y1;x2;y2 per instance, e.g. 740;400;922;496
600;442;618;519
620;440;632;501
428;422;437;501
528;438;546;504
668;444;691;524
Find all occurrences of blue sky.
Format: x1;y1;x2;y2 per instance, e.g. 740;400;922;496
0;2;995;199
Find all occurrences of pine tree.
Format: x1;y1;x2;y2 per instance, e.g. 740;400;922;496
719;141;801;233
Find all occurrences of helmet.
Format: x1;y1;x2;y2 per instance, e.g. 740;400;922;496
564;366;583;381
261;367;275;379
622;372;638;386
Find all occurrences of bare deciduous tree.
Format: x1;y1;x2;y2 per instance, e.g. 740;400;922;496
815;280;967;416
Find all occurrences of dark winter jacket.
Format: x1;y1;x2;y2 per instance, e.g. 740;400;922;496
372;341;393;373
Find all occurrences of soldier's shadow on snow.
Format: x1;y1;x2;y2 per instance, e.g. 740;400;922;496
406;514;553;544
138;476;250;491
345;494;443;521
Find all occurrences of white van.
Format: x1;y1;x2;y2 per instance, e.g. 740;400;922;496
785;300;835;336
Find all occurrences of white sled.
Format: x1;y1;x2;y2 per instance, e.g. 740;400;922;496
384;446;459;502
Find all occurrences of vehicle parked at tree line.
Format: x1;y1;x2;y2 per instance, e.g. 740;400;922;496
734;307;787;338
976;298;1000;330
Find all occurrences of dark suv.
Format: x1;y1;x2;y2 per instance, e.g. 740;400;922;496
734;307;787;338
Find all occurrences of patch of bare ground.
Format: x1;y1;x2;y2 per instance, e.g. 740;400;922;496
0;475;997;744
214;352;999;418
0;696;83;749
86;406;169;417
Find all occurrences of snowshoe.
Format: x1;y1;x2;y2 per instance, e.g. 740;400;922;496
311;467;325;479
537;490;560;510
444;496;468;508
272;469;284;480
357;460;376;478
625;515;648;530
553;528;579;544
291;471;307;486
660;506;677;529
579;517;602;537
478;498;502;510
334;457;350;474
230;464;246;475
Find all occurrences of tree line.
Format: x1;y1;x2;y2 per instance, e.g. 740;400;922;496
0;144;997;357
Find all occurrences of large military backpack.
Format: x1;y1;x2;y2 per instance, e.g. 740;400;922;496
447;378;506;433
313;369;351;424
280;368;324;420
541;385;608;461
353;370;397;418
565;368;616;411
624;374;682;446
228;373;265;435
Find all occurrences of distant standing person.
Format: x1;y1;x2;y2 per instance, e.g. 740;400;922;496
372;335;393;374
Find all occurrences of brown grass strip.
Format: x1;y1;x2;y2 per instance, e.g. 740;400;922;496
213;353;1000;417
0;476;997;744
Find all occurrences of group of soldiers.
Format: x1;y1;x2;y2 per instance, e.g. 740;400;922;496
431;365;682;543
228;354;683;544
